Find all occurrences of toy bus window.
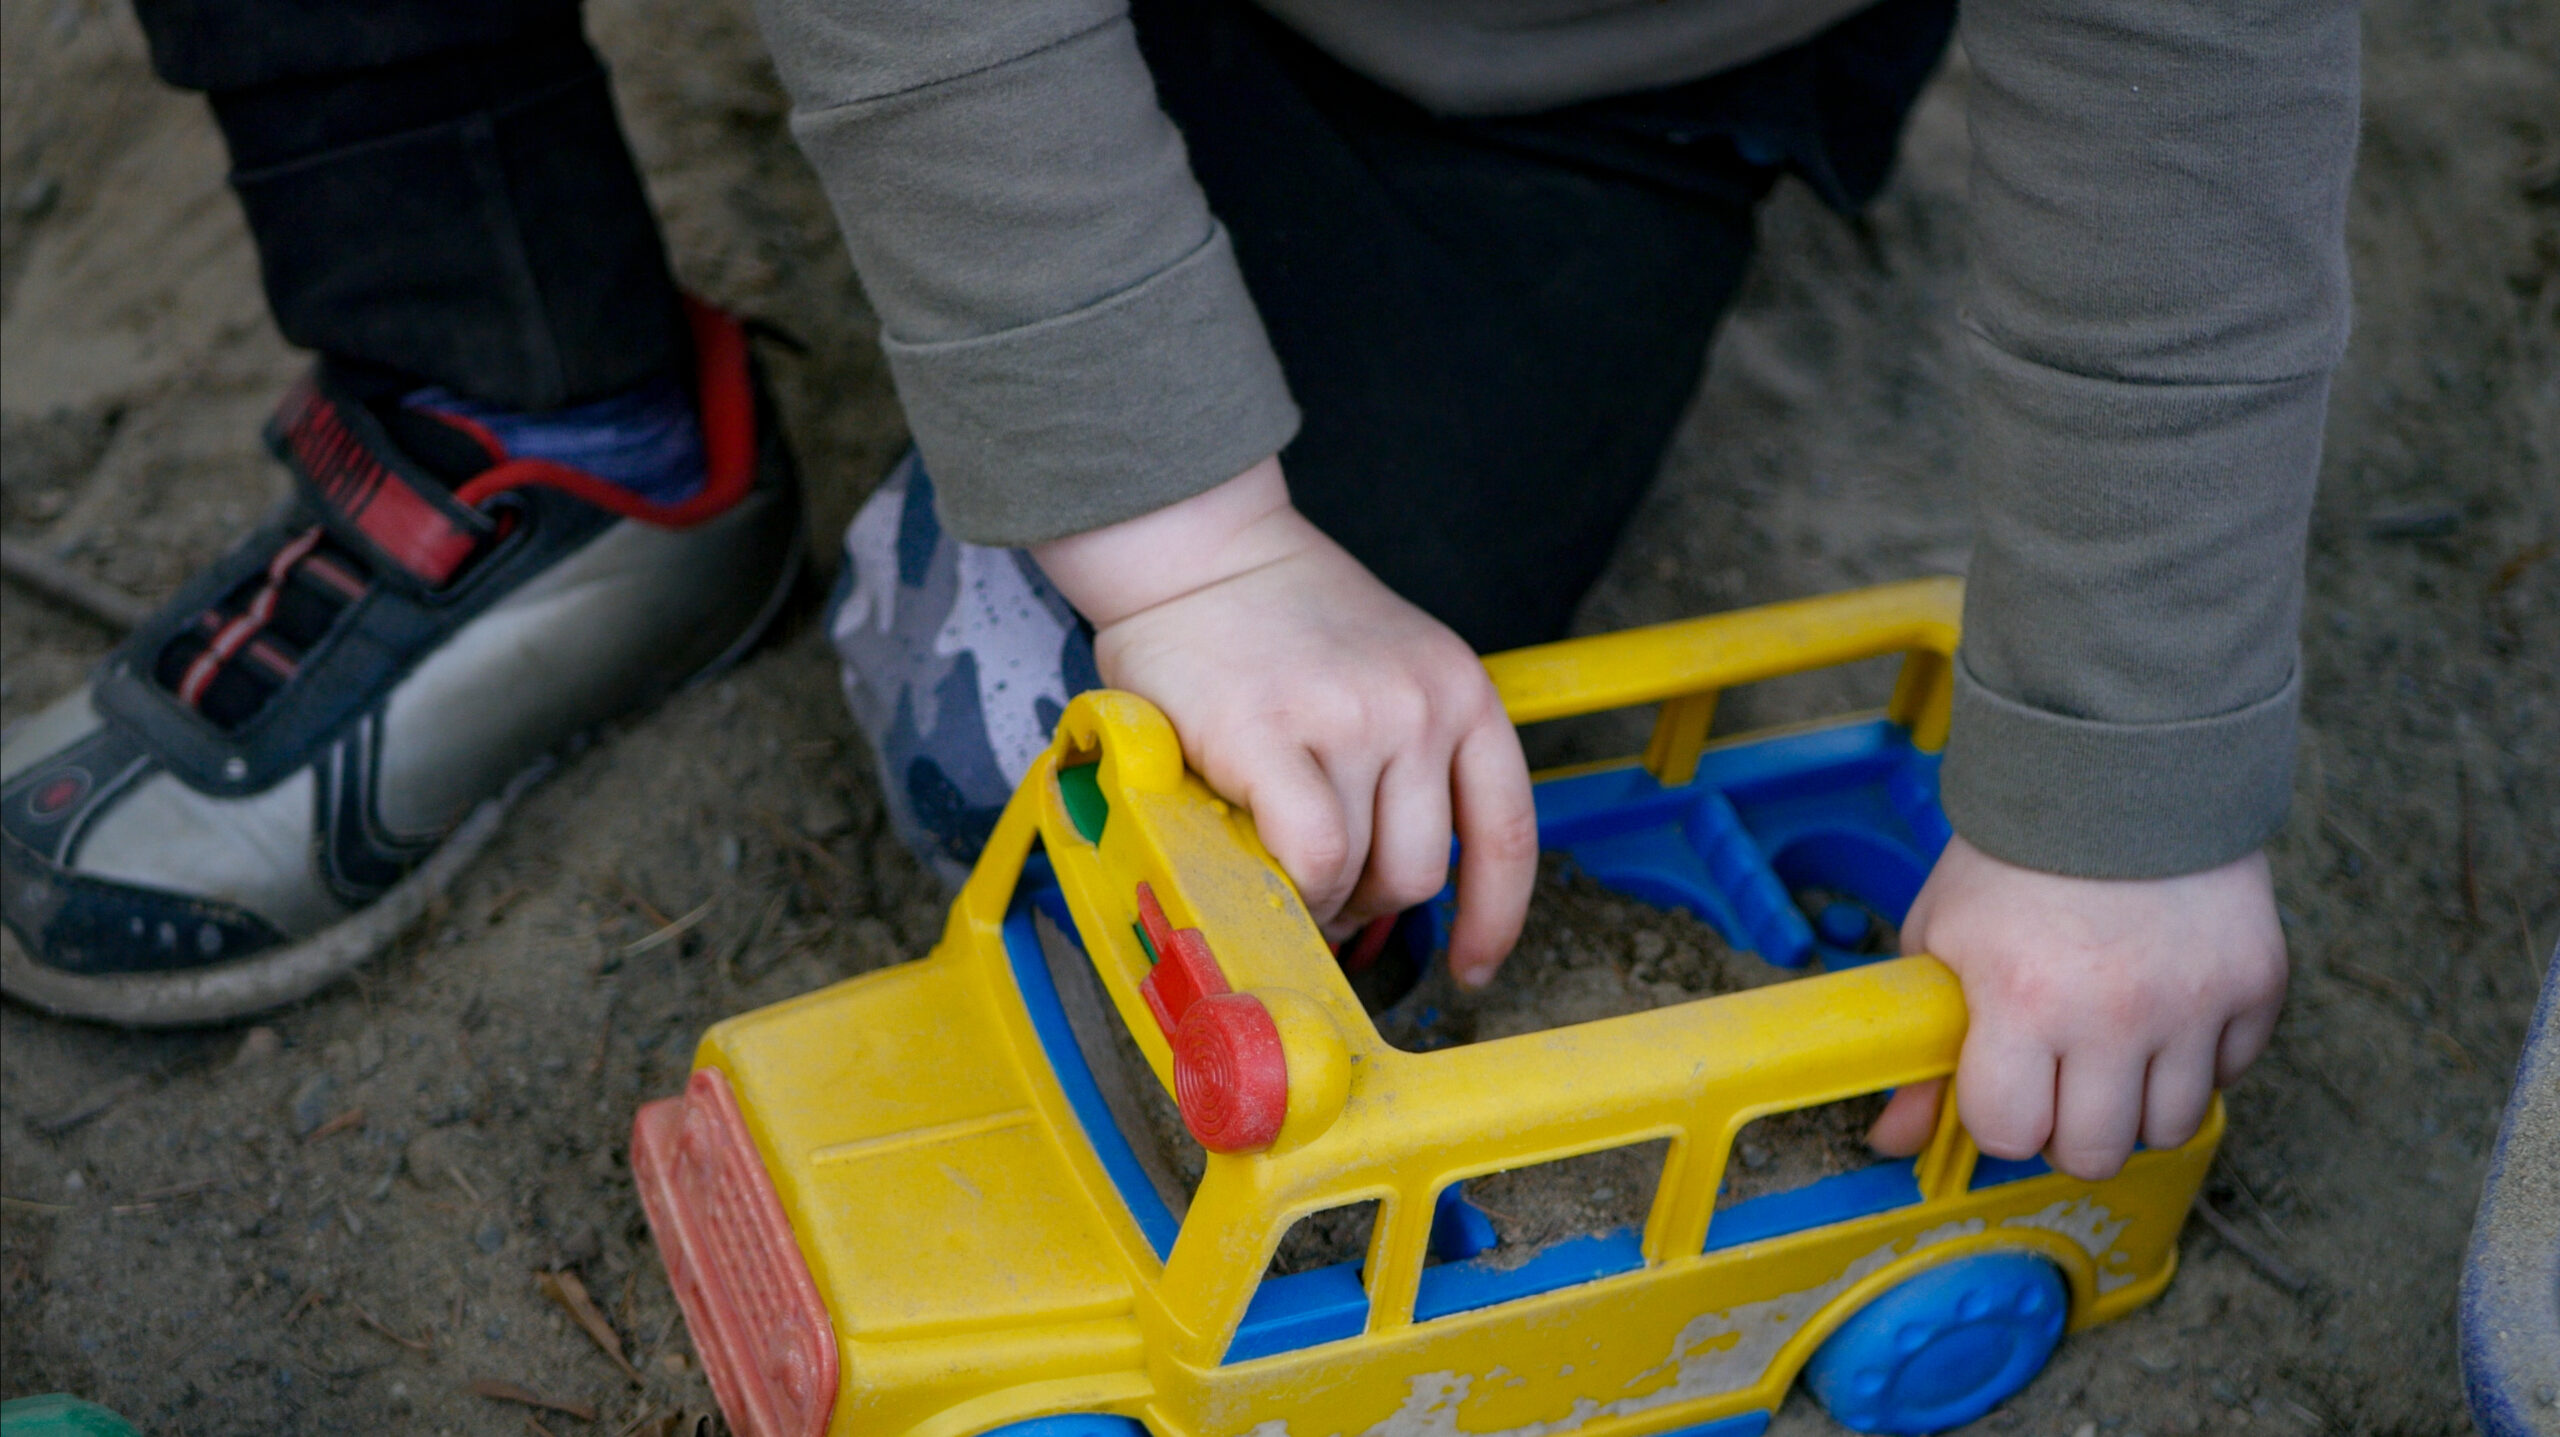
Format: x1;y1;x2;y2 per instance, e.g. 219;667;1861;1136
1701;1091;1920;1252
1412;1139;1669;1323
1224;1200;1381;1364
1034;907;1204;1211
1002;867;1201;1261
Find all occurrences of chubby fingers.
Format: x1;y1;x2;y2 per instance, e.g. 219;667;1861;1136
2215;982;2285;1087
1866;1079;1944;1157
1953;1020;2058;1167
1959;1012;2161;1180
1342;754;1453;931
1446;718;1537;988
1236;743;1370;933
2049;1046;2148;1179
2140;1033;2220;1153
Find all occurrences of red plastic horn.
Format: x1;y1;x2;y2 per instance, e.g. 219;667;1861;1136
1172;992;1290;1153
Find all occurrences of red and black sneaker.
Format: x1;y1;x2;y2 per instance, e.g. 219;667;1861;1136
1;302;800;1025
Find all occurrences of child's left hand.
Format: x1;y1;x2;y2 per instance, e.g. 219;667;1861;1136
1866;836;2290;1180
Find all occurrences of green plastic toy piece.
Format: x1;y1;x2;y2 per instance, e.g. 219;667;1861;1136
1058;761;1110;843
0;1396;142;1437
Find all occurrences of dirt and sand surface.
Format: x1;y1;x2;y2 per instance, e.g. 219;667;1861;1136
1;0;2553;1431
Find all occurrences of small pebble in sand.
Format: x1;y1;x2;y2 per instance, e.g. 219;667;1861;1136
557;1221;603;1267
800;795;850;839
232;1026;281;1066
287;1074;335;1137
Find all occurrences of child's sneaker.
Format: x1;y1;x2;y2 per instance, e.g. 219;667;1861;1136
0;302;800;1025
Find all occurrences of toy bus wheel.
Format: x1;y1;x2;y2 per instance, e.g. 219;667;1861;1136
1802;1252;2067;1434
977;1417;1146;1437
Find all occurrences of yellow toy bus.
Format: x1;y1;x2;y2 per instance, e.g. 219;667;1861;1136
633;577;2218;1437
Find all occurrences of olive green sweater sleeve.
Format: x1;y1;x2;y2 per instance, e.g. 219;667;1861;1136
747;0;1300;546
1936;0;2358;877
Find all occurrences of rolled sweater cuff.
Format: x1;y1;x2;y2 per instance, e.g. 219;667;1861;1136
1939;655;2299;880
882;224;1302;547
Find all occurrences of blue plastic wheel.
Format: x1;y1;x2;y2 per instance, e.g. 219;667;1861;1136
1801;1252;2068;1434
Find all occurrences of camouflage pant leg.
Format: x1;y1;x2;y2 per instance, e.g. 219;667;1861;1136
828;452;1102;886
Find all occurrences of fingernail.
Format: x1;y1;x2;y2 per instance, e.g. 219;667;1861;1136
1453;963;1491;992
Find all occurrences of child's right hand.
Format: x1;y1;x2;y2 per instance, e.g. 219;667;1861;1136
1867;837;2290;1179
1033;456;1539;987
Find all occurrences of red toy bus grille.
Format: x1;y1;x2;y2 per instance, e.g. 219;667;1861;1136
632;1068;838;1437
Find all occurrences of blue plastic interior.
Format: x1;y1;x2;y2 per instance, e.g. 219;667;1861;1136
1422;716;1950;969
1000;717;1973;1369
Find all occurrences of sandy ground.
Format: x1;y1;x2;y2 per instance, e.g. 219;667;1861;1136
1;0;2554;1432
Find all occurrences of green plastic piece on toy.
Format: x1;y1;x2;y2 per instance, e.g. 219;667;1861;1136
0;1395;142;1437
1059;762;1109;844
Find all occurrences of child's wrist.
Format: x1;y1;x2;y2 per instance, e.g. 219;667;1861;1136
1031;455;1312;627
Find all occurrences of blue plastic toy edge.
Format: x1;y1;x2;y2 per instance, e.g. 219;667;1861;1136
1968;1153;2052;1189
1226;1264;1370;1364
1404;1156;1925;1325
1001;872;1183;1260
1801;1251;2066;1434
2459;943;2560;1437
1432;1183;1500;1260
1704;1159;1922;1253
1413;1228;1648;1322
1223;1189;1514;1361
1658;1412;1774;1437
976;1417;1147;1437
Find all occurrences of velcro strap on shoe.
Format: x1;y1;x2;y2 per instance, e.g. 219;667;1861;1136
268;379;497;589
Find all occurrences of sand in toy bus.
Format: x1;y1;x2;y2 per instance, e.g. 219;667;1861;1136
1048;856;1901;1279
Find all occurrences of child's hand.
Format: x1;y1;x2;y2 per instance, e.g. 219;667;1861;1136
1867;836;2289;1179
1033;458;1538;986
